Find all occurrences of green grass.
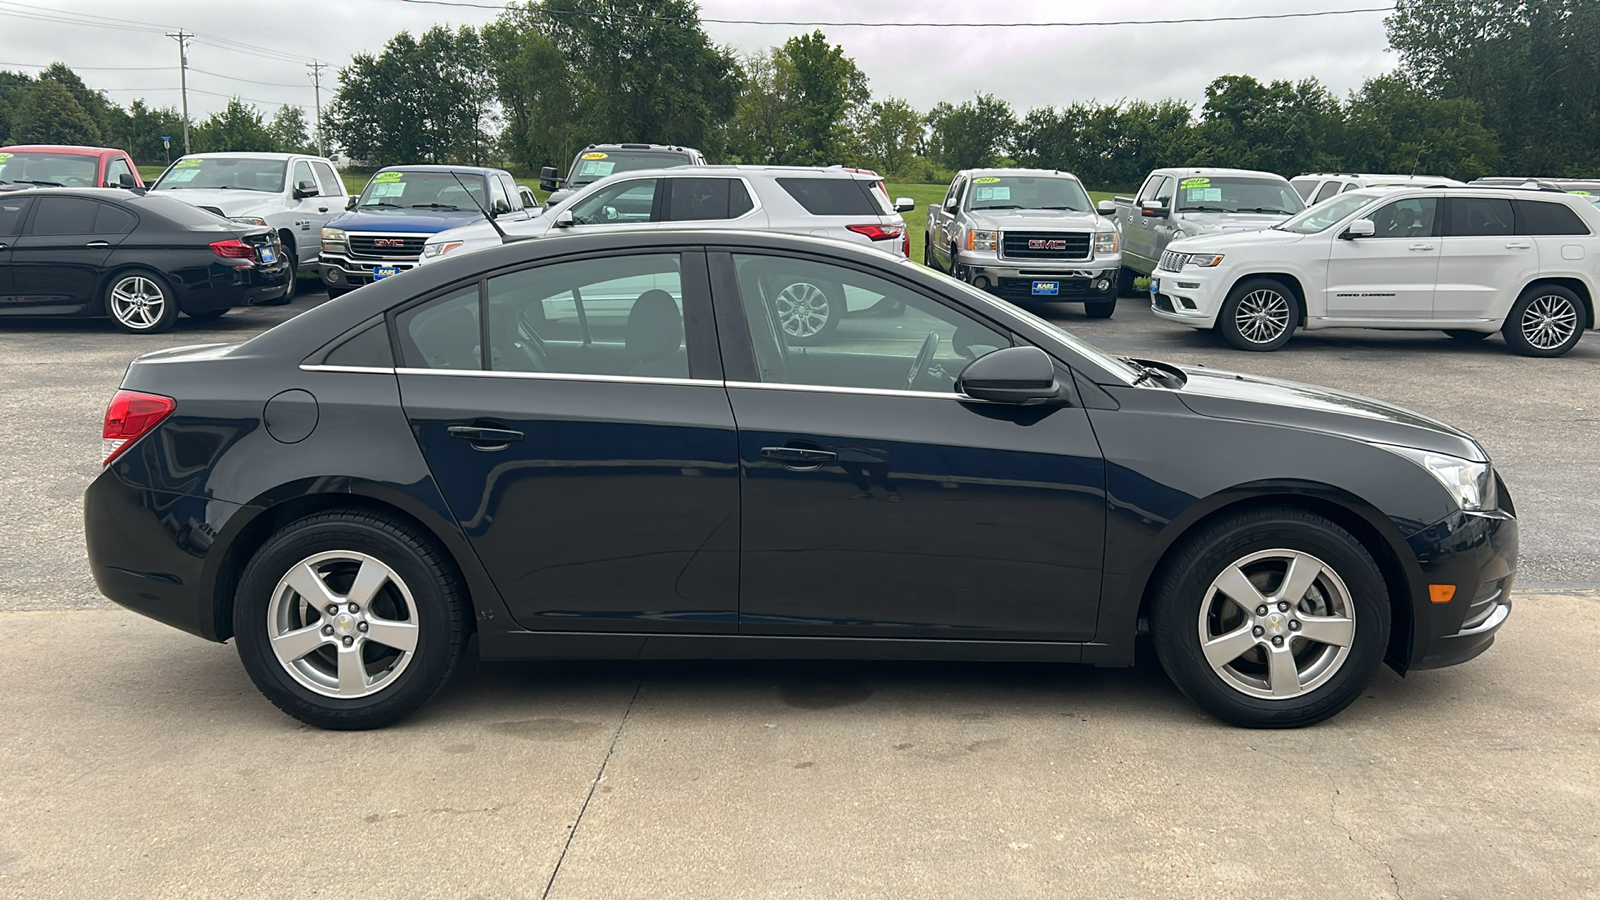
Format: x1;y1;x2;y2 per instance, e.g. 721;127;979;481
890;182;1118;266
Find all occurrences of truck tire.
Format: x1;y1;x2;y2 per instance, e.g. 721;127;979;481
1084;297;1117;319
949;244;968;283
1116;267;1137;297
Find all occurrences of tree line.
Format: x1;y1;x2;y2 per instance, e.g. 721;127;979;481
3;0;1596;188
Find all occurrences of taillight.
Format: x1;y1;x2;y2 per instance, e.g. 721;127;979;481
209;239;255;259
846;224;904;242
102;390;175;465
902;232;911;258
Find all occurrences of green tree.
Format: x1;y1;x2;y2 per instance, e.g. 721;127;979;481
1341;74;1502;179
326;25;493;165
118;100;185;165
268;104;311;154
726;50;790;163
0;70;34;144
12;79;101;145
776;31;868;166
853;97;922;178
192;97;274;153
1190;75;1343;175
925;94;1015;170
37;63;117;139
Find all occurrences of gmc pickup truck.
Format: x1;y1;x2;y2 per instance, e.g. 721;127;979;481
926;168;1123;318
1112;167;1304;293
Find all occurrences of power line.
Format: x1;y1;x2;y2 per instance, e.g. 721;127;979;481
102;86;312;109
0;60;170;71
189;67;314;89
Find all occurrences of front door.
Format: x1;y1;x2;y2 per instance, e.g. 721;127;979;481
9;195;121;307
395;250;740;633
0;196;27;301
1324;195;1440;319
1434;196;1540;321
713;252;1107;641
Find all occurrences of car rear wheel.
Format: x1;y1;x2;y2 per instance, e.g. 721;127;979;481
772;278;843;345
1444;330;1492;342
1150;506;1389;728
1502;285;1584;357
1219;278;1298;351
260;235;298;305
106;272;179;334
234;511;467;730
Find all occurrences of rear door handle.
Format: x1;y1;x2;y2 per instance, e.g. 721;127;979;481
761;446;837;467
448;425;524;449
1505;241;1532;250
86;240;110;248
1409;243;1435;251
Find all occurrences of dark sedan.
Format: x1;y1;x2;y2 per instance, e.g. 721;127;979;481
0;188;290;333
84;230;1517;729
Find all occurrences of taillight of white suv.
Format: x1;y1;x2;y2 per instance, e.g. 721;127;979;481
846;223;906;256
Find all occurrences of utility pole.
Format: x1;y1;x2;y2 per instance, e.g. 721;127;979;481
166;30;192;155
306;61;328;157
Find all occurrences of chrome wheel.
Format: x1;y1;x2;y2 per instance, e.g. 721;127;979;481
1197;549;1356;700
1520;294;1579;350
1233;289;1292;345
267;550;420;700
108;276;167;331
774;281;833;339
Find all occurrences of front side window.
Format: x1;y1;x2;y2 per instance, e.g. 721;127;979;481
731;255;1009;394
1366;197;1439;238
498;175;523;210
153;157;286;193
105;157;135;187
1172;176;1302;214
292;161;316;194
1448;197;1514;236
1136;174;1166;203
1311;180;1341;204
311;161;344;197
567;178;659;226
1276;191;1379;234
488;175;511;214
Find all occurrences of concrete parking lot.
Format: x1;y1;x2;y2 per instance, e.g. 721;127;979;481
2;290;1596;898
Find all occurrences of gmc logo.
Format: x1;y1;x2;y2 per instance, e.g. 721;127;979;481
1028;239;1068;251
373;238;406;248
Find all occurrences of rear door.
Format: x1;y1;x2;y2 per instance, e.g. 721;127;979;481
1324;195;1440;319
1435;196;1539;321
661;176;766;230
0;196;29;300
9;196;124;307
395;249;739;632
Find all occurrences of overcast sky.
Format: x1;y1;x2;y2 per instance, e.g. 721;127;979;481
0;0;1399;122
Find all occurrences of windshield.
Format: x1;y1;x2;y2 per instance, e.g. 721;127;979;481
1275;191;1379;234
359;171;487;210
1173;176;1305;215
153;157;286;192
0;151;98;186
967;175;1091;211
567;150;692;187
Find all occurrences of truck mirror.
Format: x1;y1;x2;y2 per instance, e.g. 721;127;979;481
539;166;560;192
294;180;320;199
346;196;359;210
1140;200;1168;218
893;197;915;213
1096;200;1117;216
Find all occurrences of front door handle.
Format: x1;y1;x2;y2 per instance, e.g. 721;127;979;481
761;446;837;469
1409;243;1436;251
1504;241;1532;250
448;425;524;449
86;240;110;248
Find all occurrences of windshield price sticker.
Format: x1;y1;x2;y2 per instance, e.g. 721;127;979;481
974;186;1011;201
577;160;616;177
581;152;609;160
174;159;203;168
973;176;1001;184
1187;187;1222;201
1179;177;1210;188
163;169;200;183
372;171;404;183
370;182;406;198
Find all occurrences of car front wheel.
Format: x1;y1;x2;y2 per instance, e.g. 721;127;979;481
1150;506;1390;728
233;511;467;730
1219;277;1298;351
1502;285;1584;357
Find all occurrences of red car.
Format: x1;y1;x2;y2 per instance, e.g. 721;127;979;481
0;145;144;191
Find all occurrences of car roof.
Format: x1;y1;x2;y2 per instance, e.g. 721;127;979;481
581;164;879;181
1153;168;1291;179
374;164;509;175
962;168;1083;180
1;144;122;155
172;152;325;161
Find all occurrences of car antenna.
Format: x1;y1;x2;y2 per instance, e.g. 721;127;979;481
447;169;513;244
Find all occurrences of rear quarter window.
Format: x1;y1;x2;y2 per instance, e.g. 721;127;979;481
776;178;880;216
1515;200;1590;236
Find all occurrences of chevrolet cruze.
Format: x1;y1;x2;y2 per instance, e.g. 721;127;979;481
86;230;1517;729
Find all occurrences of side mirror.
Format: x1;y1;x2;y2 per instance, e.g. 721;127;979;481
1140;200;1168;218
539;166;560;192
492;199;511;216
944;197;960;211
956;346;1061;405
1342;218;1376;239
346;196;359;210
893;196;916;213
117;173;138;189
1096;199;1117;217
294;179;320;199
553;210;574;228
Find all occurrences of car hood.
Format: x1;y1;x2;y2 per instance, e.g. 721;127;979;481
327;208;485;233
1167;228;1306;253
1172;210;1293;235
1170;364;1486;461
967;209;1109;230
151;189;279;216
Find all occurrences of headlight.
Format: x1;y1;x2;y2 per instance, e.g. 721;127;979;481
320;227;345;242
1094;231;1118;254
966;229;998;252
230;216;268;227
1376;444;1497;511
1186;253;1225;267
421;241;463;259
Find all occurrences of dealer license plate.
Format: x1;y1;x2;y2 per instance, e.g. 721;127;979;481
1031;280;1059;296
1149;277;1160;295
258;247;276;264
373;267;401;280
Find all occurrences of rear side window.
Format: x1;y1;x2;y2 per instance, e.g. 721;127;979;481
323;321;394;368
730;180;754;217
30;197;99;234
94;204;136;234
667;178;756;221
1312;181;1341;204
777;178;879;216
1448;197;1514;236
1290;178;1317;200
311;161;344;197
396;286;481;370
1515;200;1589;235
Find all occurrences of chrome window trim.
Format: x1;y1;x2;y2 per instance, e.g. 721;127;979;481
393;367;721;388
299;364;397;374
726;380;974;401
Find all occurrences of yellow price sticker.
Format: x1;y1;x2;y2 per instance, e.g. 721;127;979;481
372;171;404;182
1571;190;1591;195
972;176;1001;184
174;159;203;167
1179;177;1210;188
0;153;11;161
581;152;608;160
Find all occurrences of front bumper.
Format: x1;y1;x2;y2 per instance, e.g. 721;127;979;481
1148;266;1226;328
319;250;420;289
1404;506;1518;671
958;252;1122;303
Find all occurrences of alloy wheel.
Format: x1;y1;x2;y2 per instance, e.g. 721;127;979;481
1233;289;1292;345
1196;549;1356;700
109;276;167;331
774;281;833;339
1520;294;1579;350
267;550;420;699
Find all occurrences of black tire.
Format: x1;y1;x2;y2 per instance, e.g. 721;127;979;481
1444;330;1492;342
770;277;843;345
1501;284;1585;357
1219;277;1298;351
1149;506;1390;728
233;510;468;730
949;244;968;282
324;285;351;299
922;235;936;269
257;235;299;306
186;307;229;321
1116;267;1137;298
105;270;180;334
1084;297;1117;319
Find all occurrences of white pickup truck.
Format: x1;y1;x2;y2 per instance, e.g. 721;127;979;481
150;152;348;296
925;168;1123;317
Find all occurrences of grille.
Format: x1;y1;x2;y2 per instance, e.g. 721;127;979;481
993;277;1099;301
1159;249;1190;272
348;233;429;260
1000;231;1090;261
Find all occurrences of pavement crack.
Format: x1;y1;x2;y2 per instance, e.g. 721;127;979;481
1324;775;1404;900
539;678;642;900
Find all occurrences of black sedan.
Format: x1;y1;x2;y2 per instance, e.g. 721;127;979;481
84;230;1517;729
0;188;290;333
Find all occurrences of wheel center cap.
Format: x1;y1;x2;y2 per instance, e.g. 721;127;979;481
333;613;359;636
1263;612;1287;636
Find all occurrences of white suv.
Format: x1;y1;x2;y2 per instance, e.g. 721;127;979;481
1150;186;1597;356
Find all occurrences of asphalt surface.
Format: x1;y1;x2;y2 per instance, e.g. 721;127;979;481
1;285;1597;898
